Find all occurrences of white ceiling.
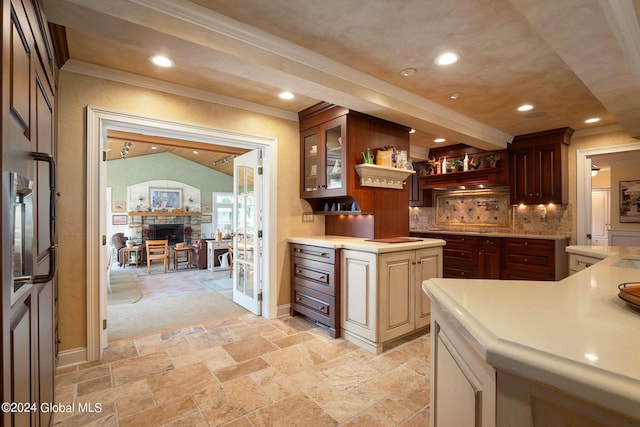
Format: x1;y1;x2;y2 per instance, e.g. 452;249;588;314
43;0;640;154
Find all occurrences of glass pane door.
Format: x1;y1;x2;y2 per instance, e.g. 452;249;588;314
232;149;262;315
325;124;342;190
303;133;319;193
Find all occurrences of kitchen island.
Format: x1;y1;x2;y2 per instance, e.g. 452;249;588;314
288;235;444;353
424;245;640;426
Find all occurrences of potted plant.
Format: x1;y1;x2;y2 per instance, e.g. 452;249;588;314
447;158;463;172
484;155;500;168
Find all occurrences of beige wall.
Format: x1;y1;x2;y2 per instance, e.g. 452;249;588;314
568;129;640;244
56;71;324;351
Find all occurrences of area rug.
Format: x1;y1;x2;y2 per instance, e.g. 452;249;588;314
107;292;247;341
201;277;233;292
108;268;142;305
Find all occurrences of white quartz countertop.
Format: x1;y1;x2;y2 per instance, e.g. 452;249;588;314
287;235;445;253
424;246;640;421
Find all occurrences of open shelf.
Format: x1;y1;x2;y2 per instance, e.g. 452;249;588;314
354;164;415;189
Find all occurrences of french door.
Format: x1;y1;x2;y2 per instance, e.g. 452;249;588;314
232;149;263;314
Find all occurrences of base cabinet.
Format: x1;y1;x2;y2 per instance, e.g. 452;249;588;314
431;303;496;427
342;247;442;353
290;243;340;338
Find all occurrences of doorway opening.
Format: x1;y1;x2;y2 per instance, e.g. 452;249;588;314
576;141;640;245
87;106;278;361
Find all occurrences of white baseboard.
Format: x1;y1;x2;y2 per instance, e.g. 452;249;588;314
56;347;88;370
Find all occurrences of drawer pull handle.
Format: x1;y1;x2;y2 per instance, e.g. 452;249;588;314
318;306;326;310
318;275;326;281
296;297;302;301
296;269;302;274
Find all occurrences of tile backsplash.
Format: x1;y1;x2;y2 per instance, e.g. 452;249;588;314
410;188;571;236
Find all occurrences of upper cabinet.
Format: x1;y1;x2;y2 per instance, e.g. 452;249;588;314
508;127;573;205
298;102;411;238
301;116;347;199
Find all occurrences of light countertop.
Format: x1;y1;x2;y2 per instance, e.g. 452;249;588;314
287;235;445;253
423;245;640;421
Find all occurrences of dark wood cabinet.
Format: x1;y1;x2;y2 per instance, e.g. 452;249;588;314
411;233;567;281
478;237;501;279
509;128;573;204
290;243;340;338
299;102;411;239
501;237;558;280
300;115;348;199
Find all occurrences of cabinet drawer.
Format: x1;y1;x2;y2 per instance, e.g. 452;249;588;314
290;243;336;264
442;235;478;248
292;285;335;325
443;247;477;262
444;266;476;279
569;254;600;273
292;256;336;295
504;238;553;254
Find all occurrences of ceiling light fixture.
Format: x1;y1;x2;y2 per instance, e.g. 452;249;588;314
448;92;461;100
518;104;534;112
434;138;446;143
150;55;174;68
409;129;416;134
151;146;157;150
434;52;460;66
591;164;600;177
585;117;601;124
213;155;235;167
193;150;199;155
400;68;417;77
278;91;294;100
120;141;131;159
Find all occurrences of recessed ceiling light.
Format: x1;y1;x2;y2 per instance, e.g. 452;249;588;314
400;68;417;77
151;146;158;150
150;55;174;68
518;104;534;112
448;92;461;100
434;138;446;143
584;117;601;124
409;129;416;134
434;52;460;66
193;150;199;155
278;91;294;100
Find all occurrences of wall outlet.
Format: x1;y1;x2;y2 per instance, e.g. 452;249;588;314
302;212;314;223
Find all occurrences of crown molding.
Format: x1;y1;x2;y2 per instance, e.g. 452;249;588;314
62;59;299;122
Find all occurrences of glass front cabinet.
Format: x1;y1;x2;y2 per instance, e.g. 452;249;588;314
301;116;347;199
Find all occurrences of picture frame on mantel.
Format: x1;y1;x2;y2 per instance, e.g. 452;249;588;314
150;188;182;210
620;180;640;223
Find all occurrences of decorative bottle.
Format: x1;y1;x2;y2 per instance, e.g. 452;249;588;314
463;154;469;171
442;156;447;174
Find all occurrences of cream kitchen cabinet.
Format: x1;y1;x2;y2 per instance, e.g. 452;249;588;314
341;246;442;354
431;303;496;427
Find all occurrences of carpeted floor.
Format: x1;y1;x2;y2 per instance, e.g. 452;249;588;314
107;266;246;342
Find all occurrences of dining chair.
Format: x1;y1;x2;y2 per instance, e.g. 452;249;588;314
146;239;169;273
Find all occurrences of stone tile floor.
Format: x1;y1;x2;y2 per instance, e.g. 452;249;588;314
54;314;431;426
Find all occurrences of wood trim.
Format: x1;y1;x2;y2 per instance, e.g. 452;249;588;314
48;23;69;68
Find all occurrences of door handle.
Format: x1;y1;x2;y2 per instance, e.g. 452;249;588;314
31;152;58;284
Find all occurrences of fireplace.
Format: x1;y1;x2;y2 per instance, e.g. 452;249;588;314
150;224;184;246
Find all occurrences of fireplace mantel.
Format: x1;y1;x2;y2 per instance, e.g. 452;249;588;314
128;211;202;217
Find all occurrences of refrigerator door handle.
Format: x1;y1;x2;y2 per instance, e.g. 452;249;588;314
31;152;58;284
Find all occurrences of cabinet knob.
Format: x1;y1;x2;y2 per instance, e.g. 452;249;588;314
524;242;528;245
318;275;326;281
319;305;326;310
524;258;528;262
296;297;302;301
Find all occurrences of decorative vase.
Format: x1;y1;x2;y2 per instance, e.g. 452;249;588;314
126;239;134;247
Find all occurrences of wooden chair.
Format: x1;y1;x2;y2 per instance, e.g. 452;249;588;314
145;240;169;273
